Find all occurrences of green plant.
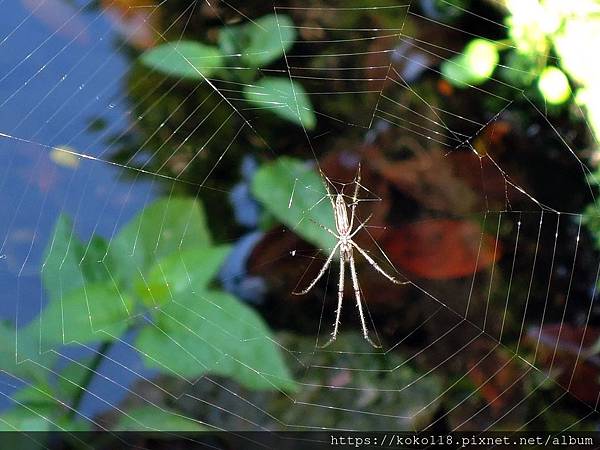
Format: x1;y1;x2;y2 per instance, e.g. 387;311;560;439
441;1;600;140
0;197;294;431
139;14;316;129
252;157;336;250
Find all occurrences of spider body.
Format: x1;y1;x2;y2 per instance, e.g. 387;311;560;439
294;166;409;348
334;194;353;262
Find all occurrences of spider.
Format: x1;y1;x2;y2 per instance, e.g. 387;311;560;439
293;165;409;348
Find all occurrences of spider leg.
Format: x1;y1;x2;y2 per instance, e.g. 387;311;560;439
349;251;381;348
349;213;373;239
319;169;338;211
293;242;341;295
349;163;361;230
306;194;329;212
350;240;410;285
319;254;345;348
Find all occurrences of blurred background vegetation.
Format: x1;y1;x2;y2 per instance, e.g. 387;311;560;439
3;0;600;440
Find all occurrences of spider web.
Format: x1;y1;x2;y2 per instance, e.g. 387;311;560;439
1;0;599;438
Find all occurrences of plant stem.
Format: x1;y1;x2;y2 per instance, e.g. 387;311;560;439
67;340;112;422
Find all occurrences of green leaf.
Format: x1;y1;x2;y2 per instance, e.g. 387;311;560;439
538;66;570;105
0;404;58;431
243;77;316;129
108;198;211;289
0;321;55;383
441;39;499;87
140;41;224;79
35;282;133;346
79;236;113;284
41;216;86;303
134;245;231;307
114;406;206;432
12;383;56;407
251;157;336;251
56;357;95;400
42;215;114;300
554;17;600;87
219;14;296;68
135;289;295;392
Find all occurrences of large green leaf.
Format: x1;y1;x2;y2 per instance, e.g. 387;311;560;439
0;404;58;432
42;215;114;301
35;282;133;346
135;289;295;392
243;77;316;129
114;406;206;432
56;357;95;400
79;236;114;284
140;41;223;79
12;383;55;407
251;157;336;251
41;216;86;303
108;198;212;288
0;321;56;383
134;245;231;307
219;14;296;68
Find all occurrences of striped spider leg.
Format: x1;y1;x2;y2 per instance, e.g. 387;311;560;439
293;165;409;348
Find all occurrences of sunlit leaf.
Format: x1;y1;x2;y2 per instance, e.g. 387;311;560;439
441;39;499;87
553;15;600;146
505;0;554;56
384;219;501;279
243;77;316;129
134;245;231;307
114;406;206;431
109;197;211;288
553;16;600;87
140;41;224;79
538;66;570;105
35;282;133;346
136;288;295;392
251;157;336;251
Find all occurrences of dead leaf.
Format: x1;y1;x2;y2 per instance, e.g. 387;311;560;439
383;219;501;280
524;324;600;405
101;0;159;49
466;340;526;417
365;143;479;215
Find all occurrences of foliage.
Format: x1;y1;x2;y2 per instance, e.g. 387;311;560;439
441;39;500;87
114;406;205;432
441;1;600;142
139;41;224;79
243;77;316;129
218;14;296;69
1;198;294;431
537;66;570;105
140;14;316;129
251;157;337;251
